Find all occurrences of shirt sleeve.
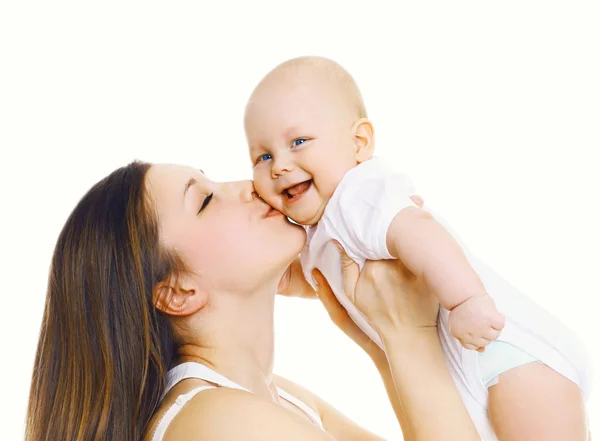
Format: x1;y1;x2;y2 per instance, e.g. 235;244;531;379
323;172;418;261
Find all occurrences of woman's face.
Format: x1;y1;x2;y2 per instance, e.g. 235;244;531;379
146;164;306;294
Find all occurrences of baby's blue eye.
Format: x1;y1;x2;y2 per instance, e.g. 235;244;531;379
292;139;307;147
258;153;272;163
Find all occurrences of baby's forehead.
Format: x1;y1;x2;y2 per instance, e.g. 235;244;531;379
249;67;352;117
246;58;365;125
269;62;343;95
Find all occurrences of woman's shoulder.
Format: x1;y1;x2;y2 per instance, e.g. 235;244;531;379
144;378;214;441
155;382;330;441
273;375;320;411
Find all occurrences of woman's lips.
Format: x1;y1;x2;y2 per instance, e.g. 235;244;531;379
266;206;283;217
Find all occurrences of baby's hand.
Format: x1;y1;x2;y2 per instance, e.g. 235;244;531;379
449;294;505;352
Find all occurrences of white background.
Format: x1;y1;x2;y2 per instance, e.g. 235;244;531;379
1;1;598;439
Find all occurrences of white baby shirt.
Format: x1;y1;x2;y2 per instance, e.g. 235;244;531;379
300;157;591;440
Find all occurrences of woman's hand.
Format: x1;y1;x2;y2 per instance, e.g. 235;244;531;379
312;194;438;355
313;227;474;441
277;195;425;301
313;241;479;441
311;266;384;361
339;255;439;336
313;191;479;441
312;255;440;361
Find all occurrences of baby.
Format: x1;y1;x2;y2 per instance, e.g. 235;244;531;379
244;56;591;439
245;56;504;352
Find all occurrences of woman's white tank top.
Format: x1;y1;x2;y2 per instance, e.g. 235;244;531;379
150;362;323;441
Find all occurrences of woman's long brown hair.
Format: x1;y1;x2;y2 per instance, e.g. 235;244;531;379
26;162;181;441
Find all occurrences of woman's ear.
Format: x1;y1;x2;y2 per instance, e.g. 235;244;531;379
153;273;207;317
352;118;375;163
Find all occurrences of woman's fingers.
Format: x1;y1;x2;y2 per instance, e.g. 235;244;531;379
313;269;372;350
312;269;329;297
332;240;360;304
313;269;347;326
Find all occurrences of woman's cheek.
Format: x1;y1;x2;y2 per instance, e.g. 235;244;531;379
203;220;254;259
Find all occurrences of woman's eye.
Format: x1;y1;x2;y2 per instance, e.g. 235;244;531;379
292;138;307;147
257;153;272;163
198;193;213;214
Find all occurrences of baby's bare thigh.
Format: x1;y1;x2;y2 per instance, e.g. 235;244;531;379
488;362;587;441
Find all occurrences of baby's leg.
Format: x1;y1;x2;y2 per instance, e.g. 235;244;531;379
488;362;588;441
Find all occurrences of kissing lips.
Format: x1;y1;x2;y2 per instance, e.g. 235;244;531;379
265;206;283;218
283;180;312;204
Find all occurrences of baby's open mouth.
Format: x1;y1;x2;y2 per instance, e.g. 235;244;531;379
283;180;312;202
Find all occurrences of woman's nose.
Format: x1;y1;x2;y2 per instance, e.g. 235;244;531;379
223;180;257;203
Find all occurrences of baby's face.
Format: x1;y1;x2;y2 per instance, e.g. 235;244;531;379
246;70;359;225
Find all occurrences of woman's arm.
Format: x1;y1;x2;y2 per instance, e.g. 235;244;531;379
314;267;411;436
383;330;479;440
358;260;480;441
314;253;480;441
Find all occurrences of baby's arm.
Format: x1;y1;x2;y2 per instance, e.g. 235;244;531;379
277;257;316;299
386;206;482;309
386;206;505;349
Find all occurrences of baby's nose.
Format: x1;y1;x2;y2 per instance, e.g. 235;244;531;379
271;156;294;178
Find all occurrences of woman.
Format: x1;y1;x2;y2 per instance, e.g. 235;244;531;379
26;161;479;441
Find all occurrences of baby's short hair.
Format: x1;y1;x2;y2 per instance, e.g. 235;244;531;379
253;56;367;120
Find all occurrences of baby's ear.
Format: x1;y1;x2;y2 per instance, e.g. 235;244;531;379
352;118;375;163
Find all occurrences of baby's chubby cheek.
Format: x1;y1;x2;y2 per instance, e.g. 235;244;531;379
312;174;337;202
253;178;281;209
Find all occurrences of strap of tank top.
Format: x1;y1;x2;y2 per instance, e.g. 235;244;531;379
165;362;323;428
151;385;216;441
165;362;251;395
275;387;323;427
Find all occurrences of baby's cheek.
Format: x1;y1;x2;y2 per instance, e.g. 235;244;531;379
252;173;272;196
314;173;338;200
321;158;354;196
255;182;282;209
267;196;284;213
